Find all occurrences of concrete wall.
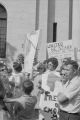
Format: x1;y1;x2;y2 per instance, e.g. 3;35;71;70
55;0;69;42
72;0;80;48
36;0;70;61
0;0;36;63
38;0;48;61
0;0;72;63
47;0;55;43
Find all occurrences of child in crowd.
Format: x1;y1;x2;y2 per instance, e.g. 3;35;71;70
9;61;24;97
4;79;37;120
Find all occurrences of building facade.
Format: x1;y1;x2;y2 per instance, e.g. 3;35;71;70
0;0;79;64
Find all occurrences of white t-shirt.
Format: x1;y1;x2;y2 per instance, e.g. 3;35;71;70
59;76;80;113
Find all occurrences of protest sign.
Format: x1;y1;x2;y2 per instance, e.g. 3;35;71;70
74;48;80;66
47;40;74;69
39;71;61;120
24;30;40;74
39;92;59;120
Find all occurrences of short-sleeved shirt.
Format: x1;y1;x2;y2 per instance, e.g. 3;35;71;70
59;76;80;113
13;94;37;120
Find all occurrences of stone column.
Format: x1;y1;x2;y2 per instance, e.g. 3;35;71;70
37;0;48;61
72;0;80;48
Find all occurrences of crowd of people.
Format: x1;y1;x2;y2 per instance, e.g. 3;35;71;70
0;54;80;120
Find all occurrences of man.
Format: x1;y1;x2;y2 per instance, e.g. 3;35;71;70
59;57;71;74
57;60;80;120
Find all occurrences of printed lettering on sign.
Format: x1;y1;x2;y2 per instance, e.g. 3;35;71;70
47;40;74;70
39;92;59;120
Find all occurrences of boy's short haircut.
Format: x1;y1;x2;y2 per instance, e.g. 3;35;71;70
65;60;79;70
22;80;34;95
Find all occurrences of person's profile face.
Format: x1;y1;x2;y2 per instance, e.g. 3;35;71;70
61;64;74;83
62;58;68;65
47;62;54;71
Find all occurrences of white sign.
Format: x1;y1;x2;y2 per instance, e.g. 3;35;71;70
74;48;80;66
39;92;59;120
24;30;40;74
47;40;74;69
39;71;61;120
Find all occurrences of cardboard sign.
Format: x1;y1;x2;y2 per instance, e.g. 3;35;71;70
39;71;61;120
39;92;59;120
47;40;74;69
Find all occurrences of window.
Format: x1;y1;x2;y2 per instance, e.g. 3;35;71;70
0;4;7;58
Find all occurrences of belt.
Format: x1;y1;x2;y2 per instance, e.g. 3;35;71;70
60;109;80;116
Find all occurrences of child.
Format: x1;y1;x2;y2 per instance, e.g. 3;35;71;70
4;79;37;120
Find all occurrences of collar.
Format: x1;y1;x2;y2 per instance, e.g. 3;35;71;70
63;76;78;87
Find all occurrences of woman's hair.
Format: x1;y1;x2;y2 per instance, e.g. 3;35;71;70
13;62;22;72
22;80;34;95
37;63;46;73
47;57;58;69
